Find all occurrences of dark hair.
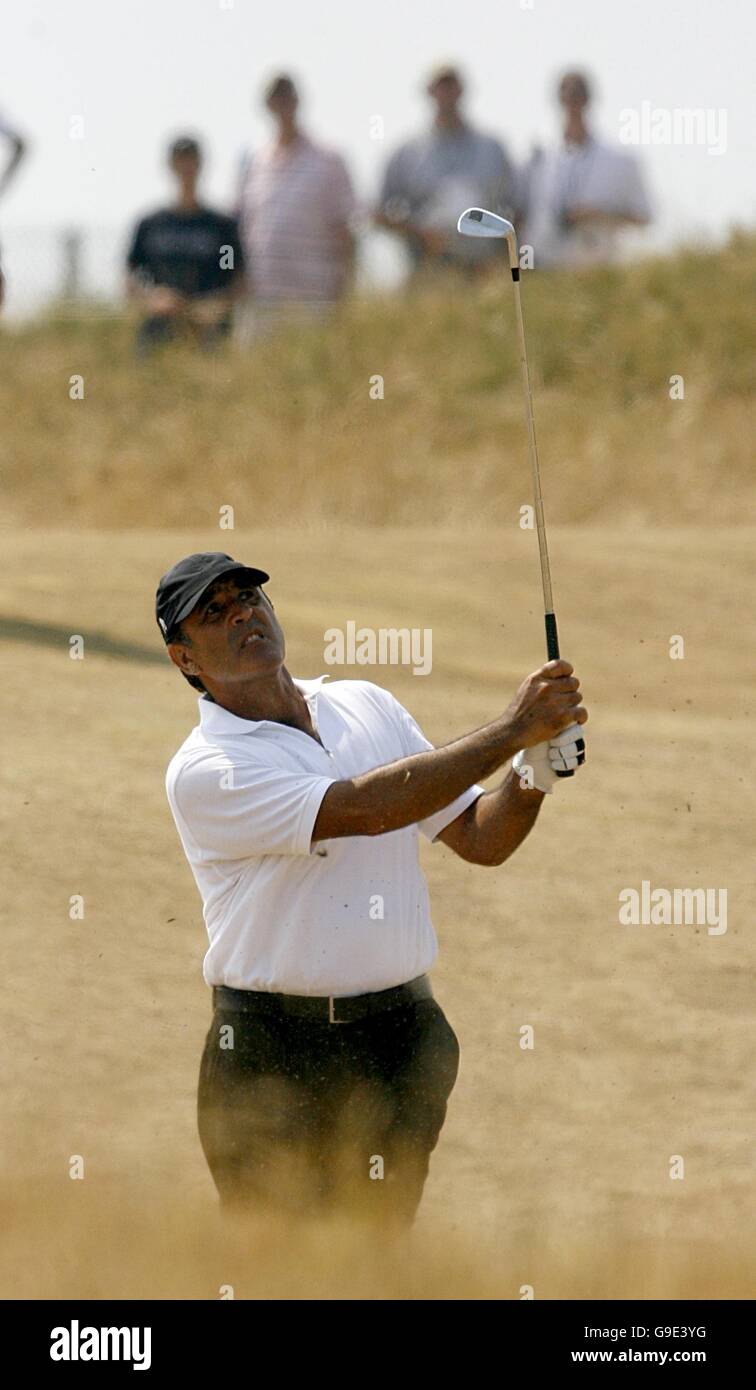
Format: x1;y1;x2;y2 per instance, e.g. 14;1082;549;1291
264;73;297;104
169;135;201;162
170;625;207;693
559;70;591;104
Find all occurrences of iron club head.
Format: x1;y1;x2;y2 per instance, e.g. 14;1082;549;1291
457;207;518;268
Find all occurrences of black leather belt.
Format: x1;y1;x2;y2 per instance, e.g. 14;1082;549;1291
212;973;433;1025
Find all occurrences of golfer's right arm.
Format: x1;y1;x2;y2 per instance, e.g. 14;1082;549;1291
312;659;586;842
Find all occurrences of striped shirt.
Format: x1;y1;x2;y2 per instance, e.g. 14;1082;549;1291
238;134;356;303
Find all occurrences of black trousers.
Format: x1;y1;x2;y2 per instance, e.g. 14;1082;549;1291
197;993;460;1225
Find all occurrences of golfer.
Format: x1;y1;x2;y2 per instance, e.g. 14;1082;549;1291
157;552;587;1224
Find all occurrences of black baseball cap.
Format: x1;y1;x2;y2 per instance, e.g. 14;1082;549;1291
156;552;270;643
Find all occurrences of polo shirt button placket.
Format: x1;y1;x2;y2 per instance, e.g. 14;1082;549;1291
307;695;337;771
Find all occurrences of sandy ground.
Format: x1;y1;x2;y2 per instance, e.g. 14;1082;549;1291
0;523;753;1299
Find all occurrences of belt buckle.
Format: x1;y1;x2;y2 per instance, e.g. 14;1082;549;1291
328;995;346;1025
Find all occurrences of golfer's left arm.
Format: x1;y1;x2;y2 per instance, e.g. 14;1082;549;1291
437;720;586;866
436;767;545;867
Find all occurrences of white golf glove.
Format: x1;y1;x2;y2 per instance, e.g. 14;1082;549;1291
512;723;586;794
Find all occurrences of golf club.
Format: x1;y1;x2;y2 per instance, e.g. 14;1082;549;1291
457;206;584;776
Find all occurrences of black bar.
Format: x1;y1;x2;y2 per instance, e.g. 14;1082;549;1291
6;1298;752;1374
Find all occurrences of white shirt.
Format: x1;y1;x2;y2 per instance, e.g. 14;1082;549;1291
523;135;651;267
166;677;483;996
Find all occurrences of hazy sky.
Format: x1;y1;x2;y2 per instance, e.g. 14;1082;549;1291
1;0;754;302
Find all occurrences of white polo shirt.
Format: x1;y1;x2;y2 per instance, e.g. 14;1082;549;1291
523;135;651;267
166;677;484;997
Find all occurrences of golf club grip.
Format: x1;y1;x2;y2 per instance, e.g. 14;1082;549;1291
543;612;575;777
544;612;560;661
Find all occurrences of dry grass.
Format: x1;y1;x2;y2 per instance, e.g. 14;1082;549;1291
0;231;754;531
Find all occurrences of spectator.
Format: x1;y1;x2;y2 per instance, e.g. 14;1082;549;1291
0;107;26;200
375;64;518;277
236;74;357;339
522;71;652;268
127;136;244;354
0;107;28;310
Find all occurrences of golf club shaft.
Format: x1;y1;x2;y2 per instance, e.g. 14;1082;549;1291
509;267;561;662
509;260;575;775
456;212;576;767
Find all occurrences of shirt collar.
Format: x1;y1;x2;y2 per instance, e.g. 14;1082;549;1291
197;675;330;737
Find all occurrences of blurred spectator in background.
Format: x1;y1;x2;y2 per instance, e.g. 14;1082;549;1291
127;136;244;354
236;74;357;340
0;107;26;199
0;106;28;309
522;70;651;268
375;63;518;278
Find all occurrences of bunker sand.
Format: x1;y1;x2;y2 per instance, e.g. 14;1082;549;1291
0;525;753;1299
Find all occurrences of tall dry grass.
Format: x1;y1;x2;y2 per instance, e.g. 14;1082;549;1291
1;231;753;531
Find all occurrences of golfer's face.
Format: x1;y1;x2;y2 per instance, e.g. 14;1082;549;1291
182;579;285;683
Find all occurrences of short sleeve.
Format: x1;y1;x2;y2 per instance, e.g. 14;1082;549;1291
619;154;652;221
517;151;539;220
376;689;485;842
326;154;357;225
587;148;652;221
0;110;20;140
226;216;245;276
126;219;147;273
489;137;512;182
234;148;252;216
168;752;336;861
